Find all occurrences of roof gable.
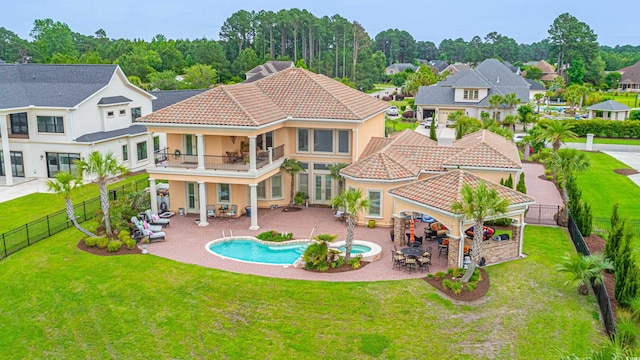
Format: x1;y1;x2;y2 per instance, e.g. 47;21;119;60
620;60;640;84
586;100;630;111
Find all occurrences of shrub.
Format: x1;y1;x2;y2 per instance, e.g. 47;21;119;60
331;256;345;268
303;242;329;271
314;234;337;242
630;110;640;120
406;98;415;107
537;119;640;138
516;173;527;193
84;237;98;247
394;94;404;101
348;255;363;269
466;282;477;292
123;237;137;250
118;229;130;242
469;269;482;282
294;191;307;205
381;96;392;101
442;279;453;289
449;281;463;294
95;237;109;249
399;105;406;112
402;110;414;118
107;240;123;252
434;271;446;279
256;231;294;242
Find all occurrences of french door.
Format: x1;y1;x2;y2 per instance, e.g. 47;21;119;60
313;173;333;205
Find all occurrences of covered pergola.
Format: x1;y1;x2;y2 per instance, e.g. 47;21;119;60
387;170;535;269
586;100;630;120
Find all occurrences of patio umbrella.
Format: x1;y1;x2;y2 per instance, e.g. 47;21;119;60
409;218;415;243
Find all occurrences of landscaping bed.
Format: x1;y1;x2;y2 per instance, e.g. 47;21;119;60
77;239;142;256
304;262;369;273
424;268;490;302
583;233;618;318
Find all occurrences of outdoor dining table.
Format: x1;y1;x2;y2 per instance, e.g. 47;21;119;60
400;247;423;257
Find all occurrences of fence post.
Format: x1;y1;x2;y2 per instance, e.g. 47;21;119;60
47;215;51;237
83;201;87;222
2;233;6;258
25;224;30;245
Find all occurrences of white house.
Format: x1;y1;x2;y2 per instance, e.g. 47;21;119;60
0;64;161;185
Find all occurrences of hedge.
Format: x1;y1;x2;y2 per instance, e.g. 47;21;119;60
537;119;640;138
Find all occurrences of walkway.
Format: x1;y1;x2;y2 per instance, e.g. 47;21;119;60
521;162;563;206
146;207;448;282
0;178;51;203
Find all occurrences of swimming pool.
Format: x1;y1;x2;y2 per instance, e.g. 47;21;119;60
206;238;311;265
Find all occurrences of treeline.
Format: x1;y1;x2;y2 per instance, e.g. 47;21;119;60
0;10;639;91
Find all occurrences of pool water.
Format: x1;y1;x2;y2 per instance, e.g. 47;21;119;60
337;245;372;254
208;239;309;265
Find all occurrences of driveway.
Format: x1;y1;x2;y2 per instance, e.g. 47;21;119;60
414;124;455;145
603;151;640;187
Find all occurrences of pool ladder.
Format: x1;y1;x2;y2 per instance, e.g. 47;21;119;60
308;225;317;240
221;230;234;238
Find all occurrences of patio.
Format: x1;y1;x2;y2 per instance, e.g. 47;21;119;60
145;207;447;282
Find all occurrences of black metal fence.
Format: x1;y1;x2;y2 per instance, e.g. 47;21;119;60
593;217;640;238
568;215;616;337
525;204;561;226
0;178;149;260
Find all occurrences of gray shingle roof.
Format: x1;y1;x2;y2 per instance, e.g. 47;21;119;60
75;125;147;143
150;90;206;111
586;100;630;111
98;95;132;105
244;61;294;83
415;59;531;107
525;79;545;91
386;63;417;72
0;64;118;109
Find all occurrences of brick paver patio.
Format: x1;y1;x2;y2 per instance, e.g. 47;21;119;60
146;207;447;282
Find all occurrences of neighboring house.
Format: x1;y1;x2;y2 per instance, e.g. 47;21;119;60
244;61;294;83
531;60;559;82
525;79;546;100
441;62;471;76
136;68;389;230
418;59;449;73
150;90;207;111
618;60;640;92
341;129;533;268
502;61;521;75
0;64;158;186
414;59;532;124
586;100;631;120
385;63;417;75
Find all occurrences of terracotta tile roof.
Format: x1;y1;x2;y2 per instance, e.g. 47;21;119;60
535;60;556;74
541;73;559;81
138;68;389;126
388;170;534;214
342;129;522;180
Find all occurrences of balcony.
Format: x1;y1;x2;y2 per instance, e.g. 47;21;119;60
154;144;285;172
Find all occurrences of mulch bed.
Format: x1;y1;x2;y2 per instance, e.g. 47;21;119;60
77;239;142;256
423;267;490;302
614;168;639;176
304;262;369;273
583;233;618;318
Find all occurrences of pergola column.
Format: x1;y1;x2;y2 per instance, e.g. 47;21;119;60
249;183;259;230
198;181;208;226
0;115;13;186
149;178;158;215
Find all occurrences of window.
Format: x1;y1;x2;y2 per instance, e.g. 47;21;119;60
107;111;114;117
257;180;266;200
119;109;126;116
313;129;333;152
218;183;230;203
10;113;28;135
367;190;382;217
297;129;309;152
183;134;197;155
271;174;283;199
136;141;147;160
0;151;25;177
313;163;330;170
153;136;160;152
45;152;80;178
297;173;309;196
122;145;128;161
131;107;141;121
337;130;350;154
37;116;64;133
463;89;479;100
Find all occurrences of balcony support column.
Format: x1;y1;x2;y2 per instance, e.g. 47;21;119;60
146;132;155;168
268;146;273;164
149;178;158;215
249;183;259;230
0;114;13;185
198;181;208;226
196;134;205;170
249;136;257;171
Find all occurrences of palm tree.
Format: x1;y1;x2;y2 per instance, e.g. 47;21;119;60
47;172;96;237
534;93;545;114
536;121;578;152
556;253;613;295
330;188;369;262
76;151;128;235
451;181;509;282
454;116;481;140
545;148;591;219
502;92;520;117
488;94;504;121
328;163;348;191
280;158;305;207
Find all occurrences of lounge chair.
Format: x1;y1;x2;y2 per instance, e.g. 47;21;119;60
206;205;217;218
134;222;166;243
130;216;162;233
334;207;346;222
144;210;170;227
223;204;237;218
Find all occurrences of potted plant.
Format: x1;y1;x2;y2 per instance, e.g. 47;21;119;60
368;219;376;228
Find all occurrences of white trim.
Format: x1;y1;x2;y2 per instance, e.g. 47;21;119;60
366;189;383;218
98;102;131;108
441;165;521;172
147;159;284;179
341;173;418;183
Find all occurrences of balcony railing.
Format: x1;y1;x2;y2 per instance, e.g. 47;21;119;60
154;144;285;172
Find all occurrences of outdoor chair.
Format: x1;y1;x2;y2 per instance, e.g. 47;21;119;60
404;257;417;272
130;216;162;233
223;204;237;218
438;238;449;258
145;210;170;227
134;222;166;243
417;256;430;272
391;250;404;270
334;207;346;223
206;205;217;218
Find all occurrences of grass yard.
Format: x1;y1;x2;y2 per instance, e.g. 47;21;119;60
390;100;409;109
565;137;640;145
386;119;418;132
0;224;602;359
0;173;149;234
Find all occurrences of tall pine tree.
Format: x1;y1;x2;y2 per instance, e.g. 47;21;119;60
615;221;640;307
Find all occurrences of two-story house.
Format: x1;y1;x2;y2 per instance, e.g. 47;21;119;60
415;59;532;124
137;67;389;230
0;64;159;185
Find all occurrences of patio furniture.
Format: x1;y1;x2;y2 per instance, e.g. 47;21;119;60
430;222;448;237
400;247;423;257
144;210;170;227
404;257;417;272
133;222;166;243
391;250;405;270
438;238;449;258
222;205;238;218
206;205;217;218
130;216;162;233
417;254;431;272
465;225;496;241
334;207;346;223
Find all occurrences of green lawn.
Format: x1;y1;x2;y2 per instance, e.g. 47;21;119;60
0;173;149;234
390;100;409;109
386;119;418;132
0;224;601;359
565;137;640;145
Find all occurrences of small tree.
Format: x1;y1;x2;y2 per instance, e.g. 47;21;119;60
537;121;578;152
328;163;348;191
47;172;97;238
616;222;640;307
429;117;437;141
504;174;513;188
330;189;369;262
556;253;613;295
516;173;526;193
280;158;305;208
534;93;545;114
605;205;624;264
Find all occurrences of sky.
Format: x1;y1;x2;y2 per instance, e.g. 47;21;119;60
2;0;638;47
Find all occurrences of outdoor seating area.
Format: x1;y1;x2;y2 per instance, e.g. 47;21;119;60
392;245;433;273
